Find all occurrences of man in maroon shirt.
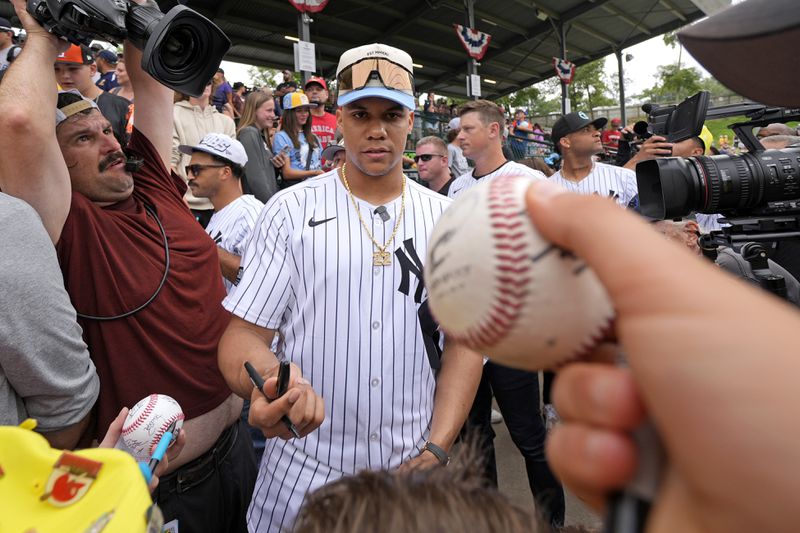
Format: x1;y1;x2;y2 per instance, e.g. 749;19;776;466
0;1;256;531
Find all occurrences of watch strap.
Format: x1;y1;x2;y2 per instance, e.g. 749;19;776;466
421;441;450;466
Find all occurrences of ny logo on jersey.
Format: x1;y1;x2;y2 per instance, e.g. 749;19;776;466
395;238;442;369
593;190;619;201
395;238;425;303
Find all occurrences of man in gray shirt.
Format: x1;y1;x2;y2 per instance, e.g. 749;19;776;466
0;193;99;448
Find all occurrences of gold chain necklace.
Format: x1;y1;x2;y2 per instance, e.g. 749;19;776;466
340;163;406;266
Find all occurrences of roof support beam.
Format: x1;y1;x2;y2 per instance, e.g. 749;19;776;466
659;0;688;21
571;22;619;47
601;4;652;36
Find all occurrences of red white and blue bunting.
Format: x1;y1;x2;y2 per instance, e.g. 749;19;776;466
454;24;492;61
287;0;329;13
553;57;576;84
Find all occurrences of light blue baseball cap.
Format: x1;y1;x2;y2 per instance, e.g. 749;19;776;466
336;43;415;110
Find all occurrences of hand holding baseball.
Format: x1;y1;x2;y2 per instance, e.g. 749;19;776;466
100;407;185;492
525;180;800;533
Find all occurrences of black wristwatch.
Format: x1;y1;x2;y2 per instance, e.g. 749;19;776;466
421;441;450;466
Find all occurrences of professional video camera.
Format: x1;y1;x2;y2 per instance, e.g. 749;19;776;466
637;95;800;244
26;0;230;96
614;91;712;167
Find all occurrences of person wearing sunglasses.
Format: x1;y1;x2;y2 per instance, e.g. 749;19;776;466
272;91;323;185
179;133;262;295
415;136;454;195
218;43;483;533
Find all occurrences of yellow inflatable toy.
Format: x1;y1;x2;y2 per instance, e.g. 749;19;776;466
0;420;161;533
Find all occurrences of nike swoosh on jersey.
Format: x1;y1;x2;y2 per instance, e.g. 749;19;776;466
308;217;336;227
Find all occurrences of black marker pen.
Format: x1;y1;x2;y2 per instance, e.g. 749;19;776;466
244;361;301;439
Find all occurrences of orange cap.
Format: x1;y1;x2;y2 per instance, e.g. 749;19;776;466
56;44;93;65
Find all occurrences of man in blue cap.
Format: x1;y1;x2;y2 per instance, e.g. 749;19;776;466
94;49;119;91
218;43;483;532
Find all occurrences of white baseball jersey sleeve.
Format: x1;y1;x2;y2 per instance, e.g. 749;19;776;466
550;162;639;208
447;160;546;199
223;170;451;532
205;194;264;293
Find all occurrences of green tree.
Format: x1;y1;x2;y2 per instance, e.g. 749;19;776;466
497;84;560;117
568;59;615;116
247;66;282;89
698;76;735;98
635;64;703;104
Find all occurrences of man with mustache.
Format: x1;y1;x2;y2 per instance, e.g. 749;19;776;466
0;1;257;531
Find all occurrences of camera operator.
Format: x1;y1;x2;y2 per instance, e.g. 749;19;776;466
622;125;713;171
0;0;256;530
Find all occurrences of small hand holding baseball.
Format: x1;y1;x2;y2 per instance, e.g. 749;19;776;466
525;180;800;533
248;362;324;440
99;408;186;492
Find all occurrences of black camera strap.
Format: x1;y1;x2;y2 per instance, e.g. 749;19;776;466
75;203;170;321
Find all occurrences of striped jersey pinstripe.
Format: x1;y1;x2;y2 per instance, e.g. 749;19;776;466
447;160;547;199
223;169;451;532
205;194;264;293
549;162;638;208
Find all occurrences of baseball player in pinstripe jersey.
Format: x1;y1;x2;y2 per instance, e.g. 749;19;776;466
180;133;264;294
217;44;483;532
549;112;639;209
448;99;566;528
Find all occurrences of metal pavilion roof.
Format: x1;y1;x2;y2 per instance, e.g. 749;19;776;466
191;0;708;98
0;0;710;98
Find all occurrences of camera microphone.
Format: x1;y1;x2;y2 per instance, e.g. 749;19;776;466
633;121;651;139
375;206;390;222
125;156;145;173
641;104;654;114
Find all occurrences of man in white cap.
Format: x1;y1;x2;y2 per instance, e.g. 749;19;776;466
179;133;263;294
218;43;483;532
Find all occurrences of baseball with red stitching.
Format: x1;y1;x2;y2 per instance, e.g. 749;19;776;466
425;175;614;370
121;394;185;462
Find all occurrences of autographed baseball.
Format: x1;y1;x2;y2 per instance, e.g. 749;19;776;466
121;394;184;462
425;175;614;370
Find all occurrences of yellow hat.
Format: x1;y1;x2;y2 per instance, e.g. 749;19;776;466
698;125;714;154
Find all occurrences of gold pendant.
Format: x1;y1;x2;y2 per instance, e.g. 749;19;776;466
373;250;392;266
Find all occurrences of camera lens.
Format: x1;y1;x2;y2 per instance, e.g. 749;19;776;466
637;148;800;219
131;5;230;97
160;26;198;70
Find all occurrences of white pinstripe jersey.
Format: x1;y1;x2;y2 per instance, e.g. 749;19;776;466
447;160;546;199
549;162;639;208
205;194;264;293
223;169;451;532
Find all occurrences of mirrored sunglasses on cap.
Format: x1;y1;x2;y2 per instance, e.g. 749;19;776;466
337;57;414;97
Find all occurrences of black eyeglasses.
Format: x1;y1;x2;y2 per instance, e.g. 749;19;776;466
413;154;445;163
186;163;226;176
